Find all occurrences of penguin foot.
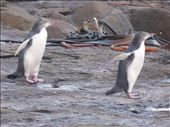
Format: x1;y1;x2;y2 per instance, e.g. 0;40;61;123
26;79;36;84
33;78;44;83
128;93;140;99
32;75;45;83
7;74;18;79
105;90;114;95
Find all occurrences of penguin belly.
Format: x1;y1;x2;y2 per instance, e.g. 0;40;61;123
127;43;145;93
24;29;47;76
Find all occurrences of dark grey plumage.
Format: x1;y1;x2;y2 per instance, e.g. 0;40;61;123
106;53;134;95
7;39;33;79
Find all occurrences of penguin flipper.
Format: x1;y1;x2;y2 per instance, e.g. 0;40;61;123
113;52;131;62
15;39;29;56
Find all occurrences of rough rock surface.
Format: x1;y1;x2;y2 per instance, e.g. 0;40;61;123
1;43;170;127
130;8;170;41
72;1;133;34
1;4;38;31
28;8;74;24
71;1;112;26
1;1;170;127
102;9;133;35
47;19;78;39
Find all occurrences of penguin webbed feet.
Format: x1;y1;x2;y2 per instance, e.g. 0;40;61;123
105;90;114;95
127;92;140;99
105;87;122;95
25;75;45;84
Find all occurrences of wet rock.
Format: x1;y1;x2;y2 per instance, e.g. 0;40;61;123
31;109;52;114
71;1;112;26
57;85;80;91
131;109;140;114
36;84;53;89
160;78;170;84
130;8;170;41
101;9;134;35
1;4;38;31
47;20;78;39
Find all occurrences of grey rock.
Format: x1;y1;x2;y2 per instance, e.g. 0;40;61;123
1;4;38;31
101;9;134;35
130;8;170;41
47;20;78;39
71;1;112;26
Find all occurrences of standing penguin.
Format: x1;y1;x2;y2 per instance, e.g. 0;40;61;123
7;18;52;84
106;32;154;99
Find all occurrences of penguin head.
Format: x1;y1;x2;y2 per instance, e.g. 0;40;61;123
92;17;99;25
38;18;52;28
32;18;52;32
137;31;155;41
132;31;155;47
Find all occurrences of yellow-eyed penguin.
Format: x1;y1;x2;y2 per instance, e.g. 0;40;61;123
106;32;155;99
93;17;104;36
7;18;52;84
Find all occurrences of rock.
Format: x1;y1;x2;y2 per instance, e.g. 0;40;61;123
130;8;170;41
101;9;134;35
48;12;74;24
1;29;28;41
71;1;133;35
71;1;112;26
57;85;80;91
30;9;74;24
1;4;38;31
47;20;78;39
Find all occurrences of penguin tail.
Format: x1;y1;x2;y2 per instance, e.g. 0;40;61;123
7;73;18;79
105;87;123;95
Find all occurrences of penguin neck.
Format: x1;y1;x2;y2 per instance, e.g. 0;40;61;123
136;40;145;51
39;28;48;39
32;23;47;34
132;36;146;49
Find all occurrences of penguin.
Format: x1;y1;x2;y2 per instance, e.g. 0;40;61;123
106;32;155;99
92;17;105;36
79;21;91;34
7;18;52;84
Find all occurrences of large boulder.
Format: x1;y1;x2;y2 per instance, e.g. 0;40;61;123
1;5;38;31
71;1;133;34
47;20;78;39
71;1;112;26
130;8;170;41
30;8;74;24
102;9;133;35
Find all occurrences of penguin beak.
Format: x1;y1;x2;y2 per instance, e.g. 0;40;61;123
145;38;160;47
145;33;160;47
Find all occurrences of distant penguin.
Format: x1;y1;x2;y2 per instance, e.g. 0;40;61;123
93;17;104;36
7;18;52;84
79;21;91;34
106;32;155;99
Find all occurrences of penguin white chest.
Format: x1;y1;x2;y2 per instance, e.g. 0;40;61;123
29;28;47;55
24;28;47;75
127;42;145;92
